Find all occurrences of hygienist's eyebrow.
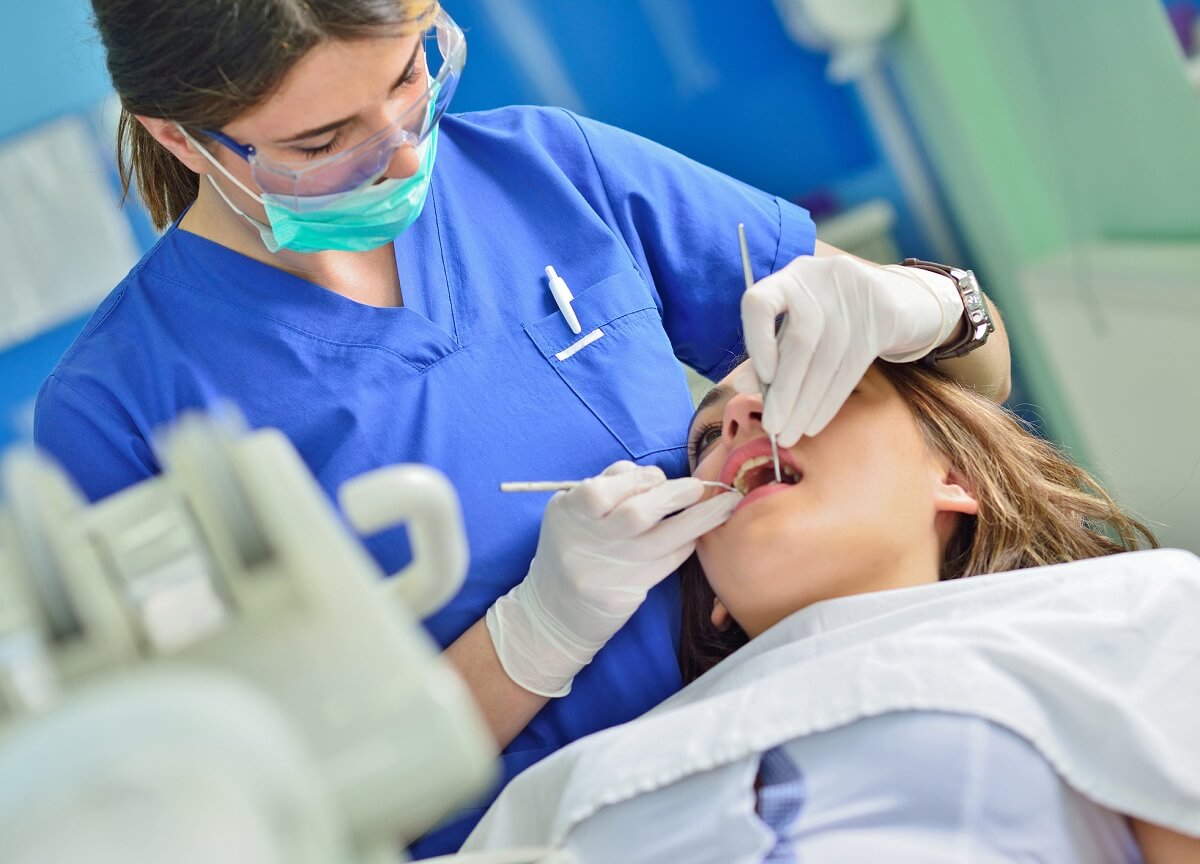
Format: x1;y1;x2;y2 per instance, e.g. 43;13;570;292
688;383;733;433
275;40;423;145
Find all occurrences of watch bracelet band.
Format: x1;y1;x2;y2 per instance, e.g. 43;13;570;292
900;258;995;365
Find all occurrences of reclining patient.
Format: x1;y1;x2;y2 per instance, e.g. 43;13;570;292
463;359;1200;863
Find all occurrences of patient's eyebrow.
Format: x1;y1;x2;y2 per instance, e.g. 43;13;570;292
689;383;733;431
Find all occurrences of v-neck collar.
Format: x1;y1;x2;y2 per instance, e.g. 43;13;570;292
161;180;460;370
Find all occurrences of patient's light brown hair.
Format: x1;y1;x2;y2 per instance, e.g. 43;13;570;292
679;361;1158;684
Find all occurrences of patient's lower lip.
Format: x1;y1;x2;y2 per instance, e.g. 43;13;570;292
734;482;791;513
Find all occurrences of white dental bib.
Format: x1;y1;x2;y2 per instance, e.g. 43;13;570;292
465;549;1200;858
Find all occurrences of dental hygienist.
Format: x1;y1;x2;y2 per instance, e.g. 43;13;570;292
36;0;1009;854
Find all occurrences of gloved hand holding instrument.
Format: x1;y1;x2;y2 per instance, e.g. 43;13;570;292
737;249;966;446
488;461;740;697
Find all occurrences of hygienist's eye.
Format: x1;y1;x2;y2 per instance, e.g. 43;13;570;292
688;421;722;466
399;65;424;88
296;129;343;158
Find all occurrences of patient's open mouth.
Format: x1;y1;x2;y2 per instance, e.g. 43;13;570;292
732;456;802;495
717;439;804;513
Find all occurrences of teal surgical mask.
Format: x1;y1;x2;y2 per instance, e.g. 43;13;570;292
184;125;439;254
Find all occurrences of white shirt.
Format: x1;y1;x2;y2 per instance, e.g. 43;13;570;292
555;712;1142;864
464;549;1200;862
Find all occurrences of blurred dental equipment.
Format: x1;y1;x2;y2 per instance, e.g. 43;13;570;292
500;480;736;493
738;222;782;484
0;413;502;863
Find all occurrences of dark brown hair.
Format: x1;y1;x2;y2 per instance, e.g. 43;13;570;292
91;0;439;229
679;361;1158;684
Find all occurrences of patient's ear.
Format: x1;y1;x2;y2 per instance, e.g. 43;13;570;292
933;462;978;516
711;597;734;631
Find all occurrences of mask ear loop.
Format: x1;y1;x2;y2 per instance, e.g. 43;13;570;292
201;174;271;232
176;125;273;232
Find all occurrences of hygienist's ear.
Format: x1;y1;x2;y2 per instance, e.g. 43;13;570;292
711;597;735;632
932;462;979;516
135;116;213;175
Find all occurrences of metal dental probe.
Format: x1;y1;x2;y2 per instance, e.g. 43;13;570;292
738;223;782;484
500;480;738;493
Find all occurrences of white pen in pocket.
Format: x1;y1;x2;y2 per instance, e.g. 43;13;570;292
501;480;738;493
545;265;582;334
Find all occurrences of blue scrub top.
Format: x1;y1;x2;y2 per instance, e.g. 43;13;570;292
34;106;815;855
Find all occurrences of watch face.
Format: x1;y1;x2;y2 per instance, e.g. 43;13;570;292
903;261;993;345
960;272;985;309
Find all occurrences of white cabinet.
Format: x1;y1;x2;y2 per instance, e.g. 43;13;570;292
1019;244;1200;552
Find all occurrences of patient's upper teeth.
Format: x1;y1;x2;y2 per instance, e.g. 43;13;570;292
732;456;773;493
731;455;803;493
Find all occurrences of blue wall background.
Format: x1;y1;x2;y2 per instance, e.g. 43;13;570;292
448;2;879;205
0;0;111;140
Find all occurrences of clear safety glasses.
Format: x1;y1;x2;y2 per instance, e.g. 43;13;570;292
202;10;465;209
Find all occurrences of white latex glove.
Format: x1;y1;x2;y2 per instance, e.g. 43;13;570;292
738;255;964;445
486;461;740;698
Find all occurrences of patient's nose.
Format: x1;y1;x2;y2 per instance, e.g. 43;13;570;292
722;392;766;446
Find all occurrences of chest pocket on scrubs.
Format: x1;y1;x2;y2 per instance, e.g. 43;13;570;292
524;270;694;459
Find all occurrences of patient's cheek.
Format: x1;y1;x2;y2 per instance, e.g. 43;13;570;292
692;450;724;484
695;534;721;572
